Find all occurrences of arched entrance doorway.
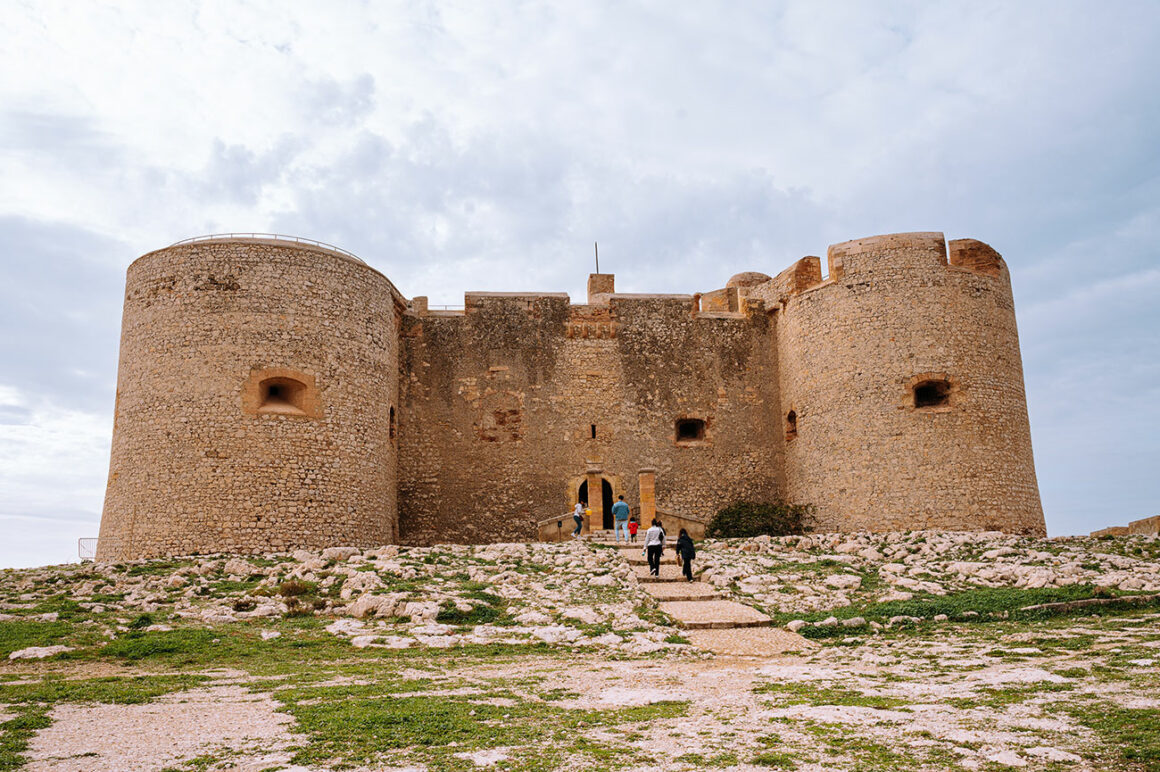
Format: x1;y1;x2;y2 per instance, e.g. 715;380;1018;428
578;478;615;530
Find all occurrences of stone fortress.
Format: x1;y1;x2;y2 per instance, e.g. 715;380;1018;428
96;231;1046;561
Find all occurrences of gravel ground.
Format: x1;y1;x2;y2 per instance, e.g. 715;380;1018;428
25;685;295;772
3;531;1158;770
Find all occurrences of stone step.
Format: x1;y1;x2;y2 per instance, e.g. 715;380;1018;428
633;565;690;583
625;553;677;565
685;628;815;656
642;582;719;602
657;600;772;630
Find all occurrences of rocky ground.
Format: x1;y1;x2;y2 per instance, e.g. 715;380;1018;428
1;531;1158;771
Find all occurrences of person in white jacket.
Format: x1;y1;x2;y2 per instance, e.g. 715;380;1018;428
643;520;666;576
572;500;585;538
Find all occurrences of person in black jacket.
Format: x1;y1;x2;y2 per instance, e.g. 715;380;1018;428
675;528;696;582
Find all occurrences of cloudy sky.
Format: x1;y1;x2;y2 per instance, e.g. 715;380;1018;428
1;1;1157;568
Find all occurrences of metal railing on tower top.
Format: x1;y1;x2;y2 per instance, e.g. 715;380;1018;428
168;233;365;263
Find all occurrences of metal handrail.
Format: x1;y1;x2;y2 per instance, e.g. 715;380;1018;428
168;233;365;264
537;511;577;528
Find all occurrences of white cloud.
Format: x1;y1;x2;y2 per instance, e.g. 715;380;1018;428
1;0;1158;561
0;385;109;568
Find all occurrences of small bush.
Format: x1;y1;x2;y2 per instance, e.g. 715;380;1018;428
281;597;309;617
128;613;153;630
232;597;257;612
705;501;814;539
435;600;507;626
277;579;314;597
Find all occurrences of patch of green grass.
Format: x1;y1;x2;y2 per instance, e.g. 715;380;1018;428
85;620;566;675
947;682;1075;710
596;701;688;724
754;682;909;710
0;674;210;705
1028;634;1097;651
276;678;686;769
0;619;74;658
0;707;50;771
675;752;738;768
752;749;796;768
567;620;614;638
785;585;1159;638
31;594;85;618
126;559;188;576
206;579;262;595
283;694;530;764
435;593;512;626
100;629;222;661
797;719;920;769
1052;700;1160;770
128;613;155;630
538;687;580;701
634;603;674;628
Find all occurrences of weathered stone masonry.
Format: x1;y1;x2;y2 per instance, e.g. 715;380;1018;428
97;231;1046;560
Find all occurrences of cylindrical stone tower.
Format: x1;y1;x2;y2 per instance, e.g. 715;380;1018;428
776;232;1045;535
97;236;404;560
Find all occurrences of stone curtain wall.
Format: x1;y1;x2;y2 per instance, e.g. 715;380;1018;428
758;232;1045;535
397;293;782;545
97;239;404;560
612;297;783;521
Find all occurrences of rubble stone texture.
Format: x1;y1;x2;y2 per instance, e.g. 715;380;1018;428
97;232;1045;560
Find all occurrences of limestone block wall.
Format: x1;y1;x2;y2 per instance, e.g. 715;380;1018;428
761;232;1045;535
97;238;404;560
1128;515;1160;536
397;293;782;545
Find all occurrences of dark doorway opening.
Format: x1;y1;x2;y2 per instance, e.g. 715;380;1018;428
578;479;615;529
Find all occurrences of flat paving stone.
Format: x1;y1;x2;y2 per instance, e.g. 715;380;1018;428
643;582;718;601
685;627;816;656
633;565;687;582
658;600;772;629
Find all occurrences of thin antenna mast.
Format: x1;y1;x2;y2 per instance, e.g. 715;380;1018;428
595;241;599;274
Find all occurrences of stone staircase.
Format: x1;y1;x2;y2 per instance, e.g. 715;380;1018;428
587;530;774;630
585;530;812;655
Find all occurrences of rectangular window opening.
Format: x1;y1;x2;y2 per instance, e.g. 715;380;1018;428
675;418;706;443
